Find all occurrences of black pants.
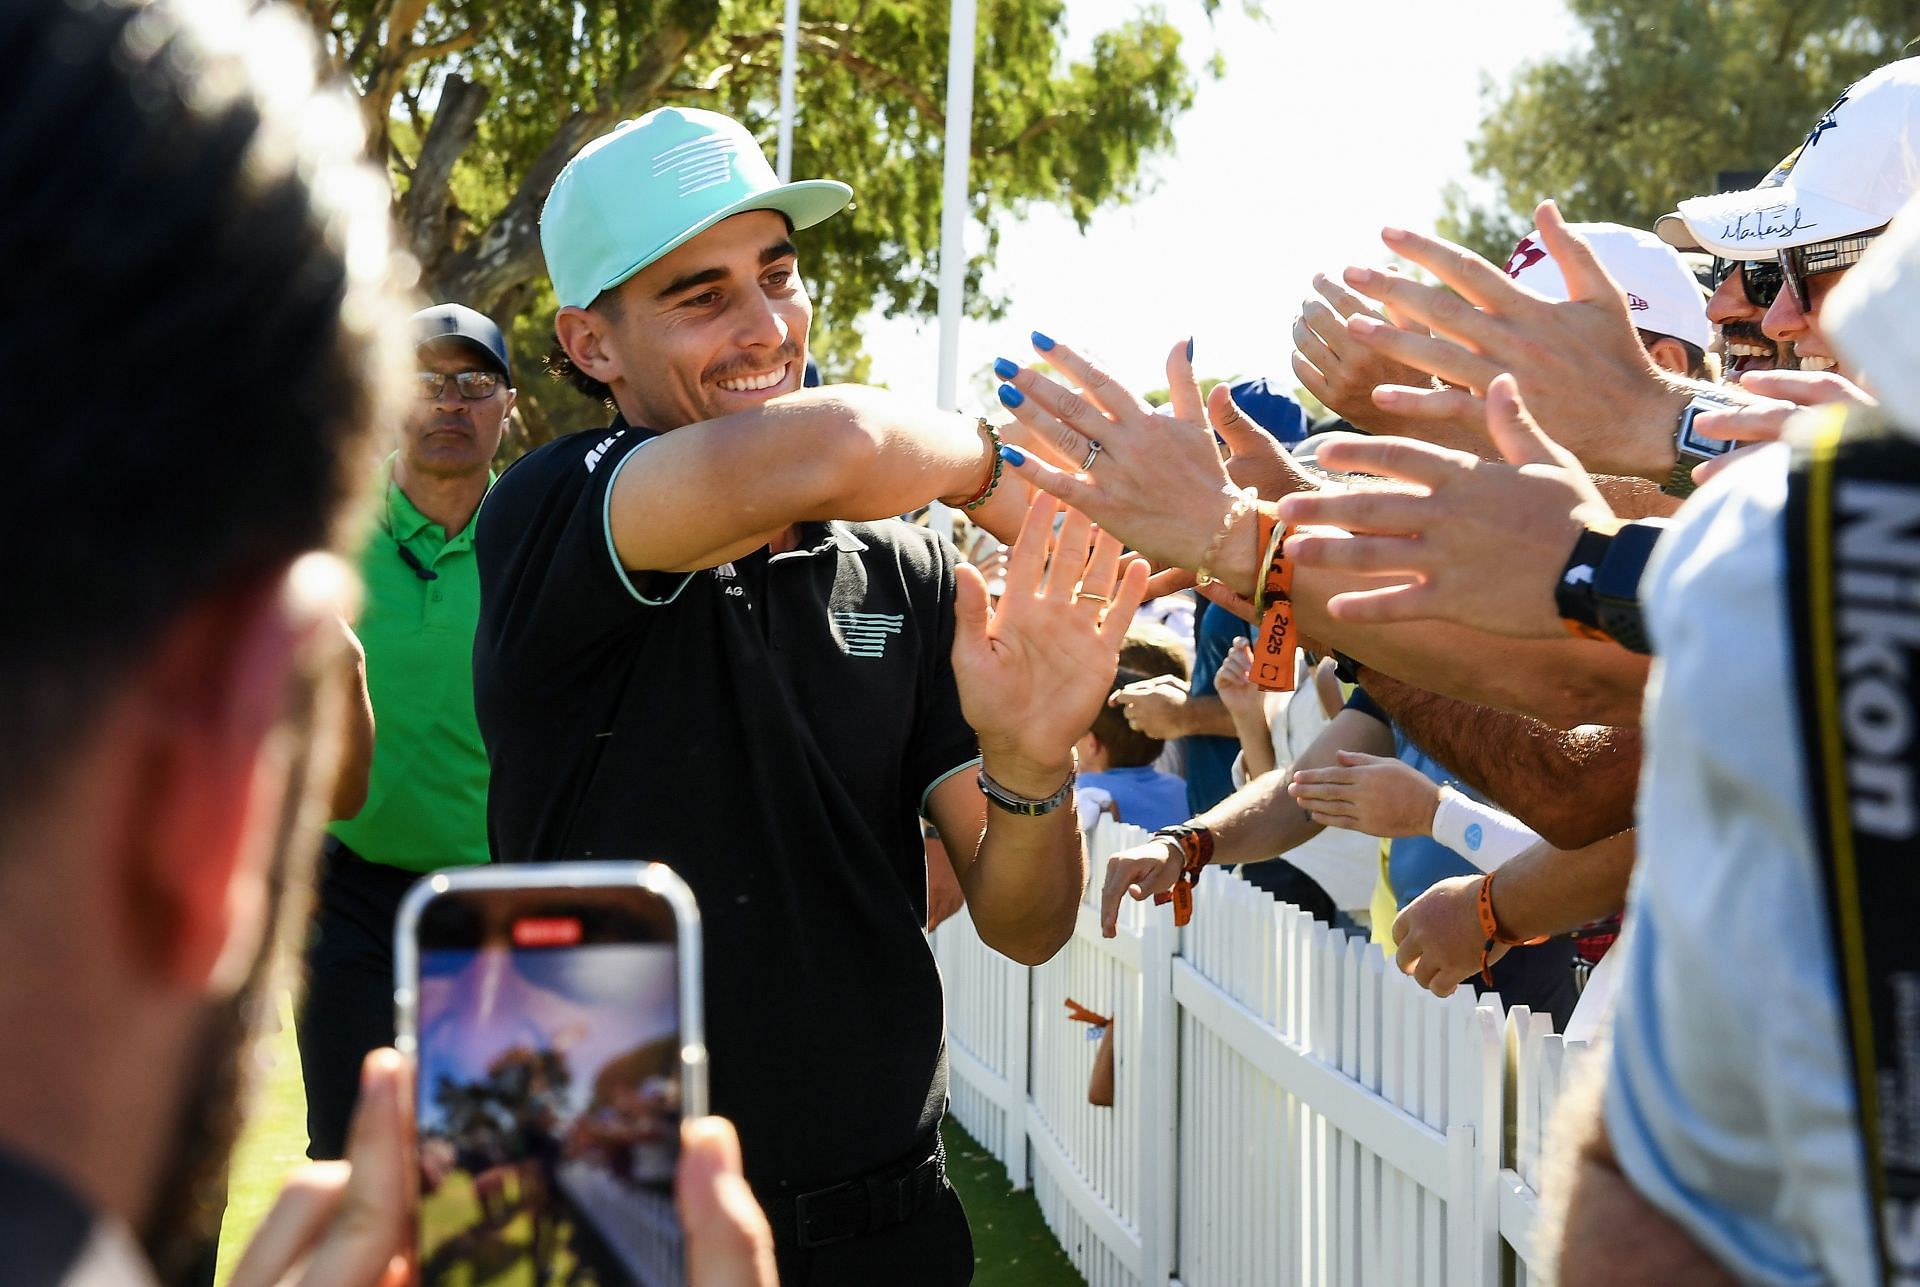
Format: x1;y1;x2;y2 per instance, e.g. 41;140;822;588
296;837;424;1159
761;1166;974;1286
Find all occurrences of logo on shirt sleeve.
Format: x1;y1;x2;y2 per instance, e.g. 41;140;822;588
829;610;904;658
584;430;625;472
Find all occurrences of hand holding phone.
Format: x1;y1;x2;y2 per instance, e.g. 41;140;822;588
396;863;704;1287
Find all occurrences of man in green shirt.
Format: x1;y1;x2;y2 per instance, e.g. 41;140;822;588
297;302;512;1159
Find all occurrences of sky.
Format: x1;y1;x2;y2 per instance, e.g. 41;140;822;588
855;0;1584;417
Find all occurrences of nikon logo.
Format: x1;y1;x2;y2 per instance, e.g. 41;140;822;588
1834;480;1920;838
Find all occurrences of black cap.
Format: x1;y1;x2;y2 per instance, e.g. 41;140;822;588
412;303;512;382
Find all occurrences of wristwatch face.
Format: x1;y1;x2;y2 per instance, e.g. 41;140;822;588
1677;393;1740;462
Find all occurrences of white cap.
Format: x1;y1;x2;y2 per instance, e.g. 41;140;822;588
1828;190;1920;429
1657;58;1920;258
1503;222;1712;351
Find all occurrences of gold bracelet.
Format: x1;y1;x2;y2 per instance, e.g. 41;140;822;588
1251;502;1286;618
1196;486;1255;587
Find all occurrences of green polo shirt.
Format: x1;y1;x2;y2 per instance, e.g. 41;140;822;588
328;460;492;871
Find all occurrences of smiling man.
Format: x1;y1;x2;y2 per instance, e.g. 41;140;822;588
473;107;1138;1284
298;302;514;1162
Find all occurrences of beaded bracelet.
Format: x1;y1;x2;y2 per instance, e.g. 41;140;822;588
1195;486;1255;587
959;418;1004;511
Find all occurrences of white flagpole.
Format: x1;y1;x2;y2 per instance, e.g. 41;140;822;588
934;0;976;412
775;0;800;181
928;0;977;539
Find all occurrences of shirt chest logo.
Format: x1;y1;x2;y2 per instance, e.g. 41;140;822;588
830;610;904;658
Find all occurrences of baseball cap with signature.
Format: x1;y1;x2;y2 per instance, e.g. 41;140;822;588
1657;58;1920;258
539;107;853;310
1504;222;1711;351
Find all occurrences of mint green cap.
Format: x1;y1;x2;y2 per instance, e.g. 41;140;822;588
540;107;853;310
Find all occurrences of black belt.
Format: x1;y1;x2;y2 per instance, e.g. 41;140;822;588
772;1132;947;1250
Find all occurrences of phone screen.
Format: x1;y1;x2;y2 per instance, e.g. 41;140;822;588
410;882;687;1287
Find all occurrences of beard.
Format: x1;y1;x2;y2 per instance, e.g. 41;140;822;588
139;647;339;1285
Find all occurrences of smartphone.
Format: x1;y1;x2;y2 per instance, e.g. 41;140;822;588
395;862;704;1287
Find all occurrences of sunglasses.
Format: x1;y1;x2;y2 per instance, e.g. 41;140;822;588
416;369;503;400
1777;232;1880;313
1711;256;1784;309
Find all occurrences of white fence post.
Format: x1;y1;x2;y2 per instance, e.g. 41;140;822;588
1138;907;1177;1284
1005;951;1031;1190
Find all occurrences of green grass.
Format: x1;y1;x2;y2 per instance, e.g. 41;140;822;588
942;1121;1085;1286
218;993;1082;1285
217;993;312;1285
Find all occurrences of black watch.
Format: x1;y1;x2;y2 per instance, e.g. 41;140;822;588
1555;521;1670;655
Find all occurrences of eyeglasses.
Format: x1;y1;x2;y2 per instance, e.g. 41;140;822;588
415;369;503;400
1777;231;1881;313
1712;256;1784;309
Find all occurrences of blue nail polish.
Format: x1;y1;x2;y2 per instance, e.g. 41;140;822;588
997;383;1025;408
1030;330;1056;352
999;444;1026;467
993;356;1019;381
1186;337;1195;362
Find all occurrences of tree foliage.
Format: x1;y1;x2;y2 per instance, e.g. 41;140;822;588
298;0;1208;441
1441;0;1920;262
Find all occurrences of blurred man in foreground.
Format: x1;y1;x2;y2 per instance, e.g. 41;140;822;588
0;2;774;1285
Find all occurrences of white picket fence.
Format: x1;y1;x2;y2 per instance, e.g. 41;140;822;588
933;817;1594;1287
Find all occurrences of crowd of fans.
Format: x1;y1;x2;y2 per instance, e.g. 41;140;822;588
6;0;1920;1283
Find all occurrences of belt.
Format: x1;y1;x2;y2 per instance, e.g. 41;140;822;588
781;1132;947;1250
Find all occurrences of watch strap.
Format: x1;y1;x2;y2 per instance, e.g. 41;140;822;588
1555;526;1613;639
977;766;1075;817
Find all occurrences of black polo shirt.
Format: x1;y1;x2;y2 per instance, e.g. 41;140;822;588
473;419;979;1194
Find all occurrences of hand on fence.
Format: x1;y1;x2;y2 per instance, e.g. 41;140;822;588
1286;751;1441;838
1099;837;1183;937
1392;873;1503;997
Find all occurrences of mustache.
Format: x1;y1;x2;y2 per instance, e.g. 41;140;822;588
1721;322;1774;348
706;342;801;384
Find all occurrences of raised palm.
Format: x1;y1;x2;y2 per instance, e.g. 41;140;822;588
953;496;1149;766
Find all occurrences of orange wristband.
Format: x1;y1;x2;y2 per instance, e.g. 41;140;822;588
1150;825;1214;927
1476;870;1546;985
1252;505;1298;692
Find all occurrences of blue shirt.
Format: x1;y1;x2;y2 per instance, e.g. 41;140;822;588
1184;601;1249;815
1081;766;1189;833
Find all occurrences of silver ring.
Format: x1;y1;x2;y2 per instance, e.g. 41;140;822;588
1076;591;1109;604
1080;440;1103;472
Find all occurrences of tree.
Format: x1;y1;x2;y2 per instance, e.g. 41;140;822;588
1441;0;1920;262
299;0;1214;443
